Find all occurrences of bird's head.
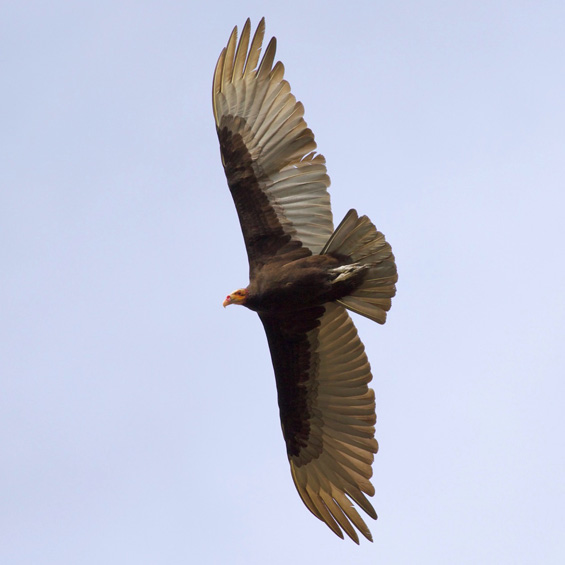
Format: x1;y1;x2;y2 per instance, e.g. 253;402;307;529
223;288;249;307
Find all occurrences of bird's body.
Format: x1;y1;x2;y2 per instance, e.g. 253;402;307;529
213;19;397;543
246;254;363;313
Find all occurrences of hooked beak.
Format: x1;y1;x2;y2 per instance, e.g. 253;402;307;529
223;295;232;308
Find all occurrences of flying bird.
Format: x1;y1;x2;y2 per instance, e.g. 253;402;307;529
213;19;397;543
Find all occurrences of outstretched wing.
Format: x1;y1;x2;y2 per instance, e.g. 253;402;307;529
213;19;334;275
260;303;378;543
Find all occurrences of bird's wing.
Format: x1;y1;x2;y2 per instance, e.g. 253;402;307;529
213;19;334;275
259;303;378;543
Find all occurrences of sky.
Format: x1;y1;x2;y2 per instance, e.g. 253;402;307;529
1;1;564;563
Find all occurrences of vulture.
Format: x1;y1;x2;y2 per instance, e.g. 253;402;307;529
213;19;397;543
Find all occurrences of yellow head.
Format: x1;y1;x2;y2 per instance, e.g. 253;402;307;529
223;288;249;307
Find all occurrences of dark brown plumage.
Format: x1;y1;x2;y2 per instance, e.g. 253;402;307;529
214;19;397;543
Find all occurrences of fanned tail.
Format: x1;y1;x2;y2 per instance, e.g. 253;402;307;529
322;209;397;324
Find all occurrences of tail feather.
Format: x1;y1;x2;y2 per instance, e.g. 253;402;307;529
323;210;397;324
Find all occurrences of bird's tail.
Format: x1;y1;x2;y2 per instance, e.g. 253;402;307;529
322;209;397;324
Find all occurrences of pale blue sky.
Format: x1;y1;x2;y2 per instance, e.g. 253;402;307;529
2;1;564;564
